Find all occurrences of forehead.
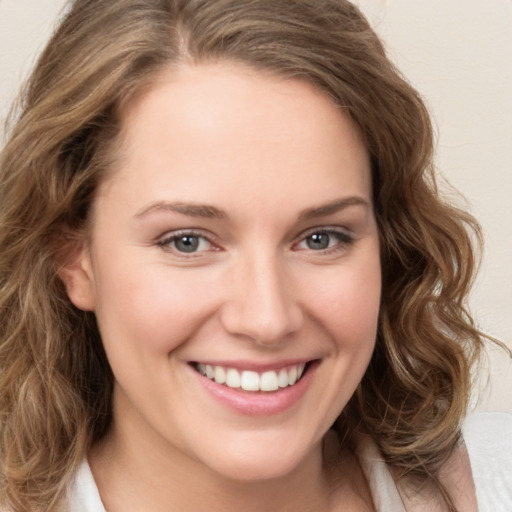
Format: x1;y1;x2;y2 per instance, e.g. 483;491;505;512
100;62;371;214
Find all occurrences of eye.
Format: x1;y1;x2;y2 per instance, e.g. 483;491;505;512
173;234;203;253
305;232;332;250
157;231;215;254
295;229;354;252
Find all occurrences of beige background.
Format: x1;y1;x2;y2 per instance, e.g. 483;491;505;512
1;0;511;412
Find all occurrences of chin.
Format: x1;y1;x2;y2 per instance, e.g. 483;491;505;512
209;457;304;483
194;433;321;483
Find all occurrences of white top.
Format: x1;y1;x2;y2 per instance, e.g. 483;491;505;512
462;412;512;511
68;459;105;512
355;411;512;512
68;412;512;512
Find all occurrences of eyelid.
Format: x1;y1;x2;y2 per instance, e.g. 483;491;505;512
156;228;221;253
292;226;355;252
297;225;354;240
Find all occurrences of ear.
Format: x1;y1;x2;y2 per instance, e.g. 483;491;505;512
59;242;96;311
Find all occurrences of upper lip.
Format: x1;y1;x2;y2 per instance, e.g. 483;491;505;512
189;358;317;373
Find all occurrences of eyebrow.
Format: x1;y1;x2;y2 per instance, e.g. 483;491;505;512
297;196;370;221
135;196;369;221
135;201;228;219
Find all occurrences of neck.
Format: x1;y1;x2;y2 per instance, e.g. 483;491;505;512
89;416;335;512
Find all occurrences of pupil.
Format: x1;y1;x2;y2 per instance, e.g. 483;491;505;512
176;236;199;253
307;233;329;250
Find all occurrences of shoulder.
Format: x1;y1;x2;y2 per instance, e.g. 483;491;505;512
67;460;106;512
462;411;512;512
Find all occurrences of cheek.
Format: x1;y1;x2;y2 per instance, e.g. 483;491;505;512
92;260;221;355
309;257;381;348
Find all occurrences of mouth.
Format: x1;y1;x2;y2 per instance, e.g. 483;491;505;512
189;359;318;415
191;361;311;393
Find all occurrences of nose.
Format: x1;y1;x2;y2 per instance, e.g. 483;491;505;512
219;255;303;346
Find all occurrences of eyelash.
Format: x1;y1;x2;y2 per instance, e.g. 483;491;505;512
156;227;355;256
156;229;218;255
293;227;355;254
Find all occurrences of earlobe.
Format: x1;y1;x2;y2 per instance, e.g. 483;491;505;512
59;245;96;311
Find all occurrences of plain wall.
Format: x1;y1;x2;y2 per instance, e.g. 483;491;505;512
1;0;511;411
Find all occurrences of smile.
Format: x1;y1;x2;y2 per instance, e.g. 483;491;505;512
190;360;318;415
193;362;307;392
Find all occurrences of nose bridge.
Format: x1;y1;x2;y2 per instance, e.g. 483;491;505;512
221;247;303;345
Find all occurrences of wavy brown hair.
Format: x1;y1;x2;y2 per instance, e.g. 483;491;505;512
0;0;486;510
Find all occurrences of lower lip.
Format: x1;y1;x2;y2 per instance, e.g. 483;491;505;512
191;363;317;416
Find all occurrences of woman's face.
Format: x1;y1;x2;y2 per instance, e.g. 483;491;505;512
67;63;381;482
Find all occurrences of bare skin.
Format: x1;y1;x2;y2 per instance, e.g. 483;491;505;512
66;62;381;512
66;62;476;512
89;427;376;512
395;441;478;512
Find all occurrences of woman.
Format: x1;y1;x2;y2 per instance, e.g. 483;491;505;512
0;1;510;511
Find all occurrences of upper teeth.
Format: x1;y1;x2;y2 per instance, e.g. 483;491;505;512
196;363;306;392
